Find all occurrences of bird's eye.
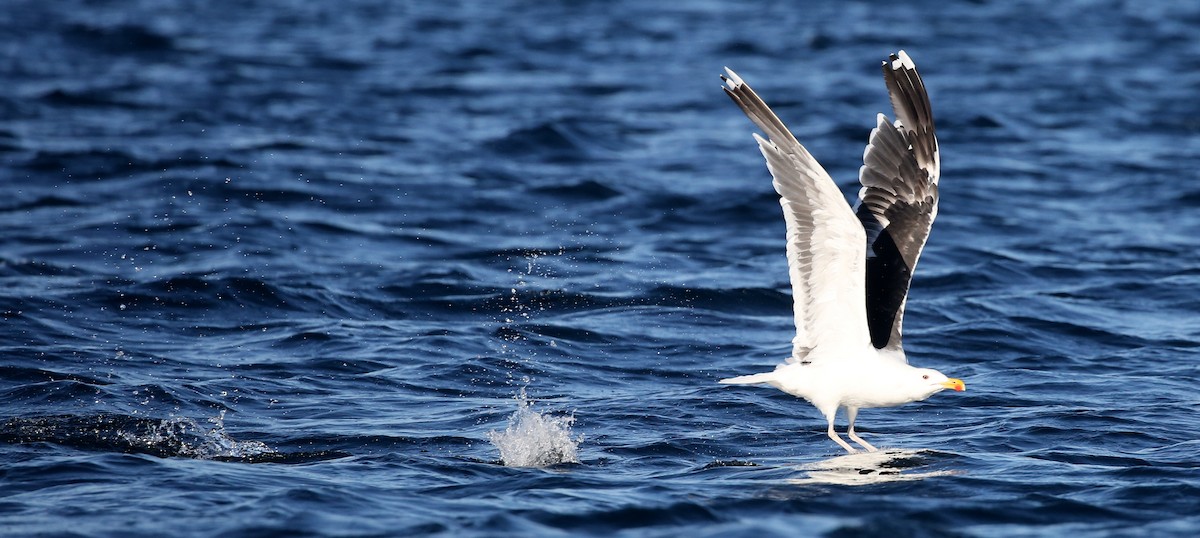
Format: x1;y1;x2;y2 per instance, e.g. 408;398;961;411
922;374;929;380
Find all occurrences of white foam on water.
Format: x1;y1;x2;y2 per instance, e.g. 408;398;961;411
488;390;581;468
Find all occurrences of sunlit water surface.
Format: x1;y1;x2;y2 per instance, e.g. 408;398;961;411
2;1;1199;536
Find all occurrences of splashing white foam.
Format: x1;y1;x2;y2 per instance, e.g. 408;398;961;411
488;390;581;467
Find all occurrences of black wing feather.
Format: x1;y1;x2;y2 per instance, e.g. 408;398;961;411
856;51;940;354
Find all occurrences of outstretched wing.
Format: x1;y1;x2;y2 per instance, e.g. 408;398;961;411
722;68;871;363
855;50;940;359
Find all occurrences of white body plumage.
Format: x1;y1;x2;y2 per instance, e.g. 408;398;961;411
718;51;964;453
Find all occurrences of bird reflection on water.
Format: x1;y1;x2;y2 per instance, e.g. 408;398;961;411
784;449;960;486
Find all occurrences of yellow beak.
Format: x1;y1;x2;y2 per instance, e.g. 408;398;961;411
941;378;966;392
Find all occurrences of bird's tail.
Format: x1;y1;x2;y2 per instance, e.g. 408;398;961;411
718;371;776;385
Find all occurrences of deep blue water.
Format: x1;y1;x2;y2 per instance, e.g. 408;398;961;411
2;0;1200;536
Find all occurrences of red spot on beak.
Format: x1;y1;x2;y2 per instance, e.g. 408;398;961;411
941;378;966;392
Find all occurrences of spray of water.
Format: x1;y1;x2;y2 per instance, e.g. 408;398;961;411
117;410;274;460
488;390;581;467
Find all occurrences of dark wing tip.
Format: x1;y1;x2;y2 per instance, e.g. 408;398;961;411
879;49;939;181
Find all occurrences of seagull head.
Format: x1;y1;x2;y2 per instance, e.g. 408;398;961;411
914;368;966;398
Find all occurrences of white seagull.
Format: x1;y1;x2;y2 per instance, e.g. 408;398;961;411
718;51;965;454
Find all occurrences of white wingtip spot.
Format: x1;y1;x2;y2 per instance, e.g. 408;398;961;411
891;50;915;71
723;66;745;89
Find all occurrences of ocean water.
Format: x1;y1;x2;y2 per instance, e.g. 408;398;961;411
2;0;1199;536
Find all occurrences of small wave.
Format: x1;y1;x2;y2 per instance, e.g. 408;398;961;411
528;179;624;201
63;22;177;55
488;390;581;468
484;119;623;163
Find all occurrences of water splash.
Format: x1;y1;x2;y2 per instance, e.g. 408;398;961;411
488;390;581;467
119;411;275;460
1;412;275;460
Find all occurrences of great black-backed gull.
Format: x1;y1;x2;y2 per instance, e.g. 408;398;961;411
718;51;965;454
